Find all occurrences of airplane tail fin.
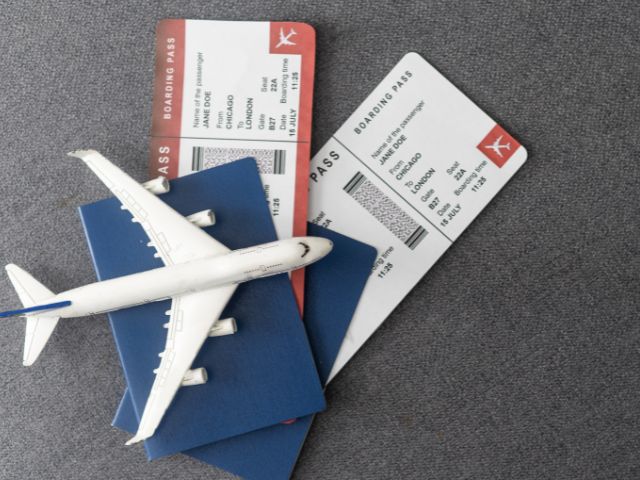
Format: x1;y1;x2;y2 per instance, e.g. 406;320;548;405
4;264;61;366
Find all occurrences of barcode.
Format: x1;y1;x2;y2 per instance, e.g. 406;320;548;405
343;172;428;250
191;147;286;175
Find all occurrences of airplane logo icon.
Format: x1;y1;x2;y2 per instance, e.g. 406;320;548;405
276;27;297;48
477;125;520;168
483;135;511;158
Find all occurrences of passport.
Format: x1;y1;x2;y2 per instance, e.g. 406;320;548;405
114;222;377;478
78;159;325;459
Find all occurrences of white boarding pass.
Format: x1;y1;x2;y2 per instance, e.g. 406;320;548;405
308;52;528;381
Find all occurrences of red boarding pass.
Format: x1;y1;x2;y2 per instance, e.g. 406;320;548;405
148;19;316;310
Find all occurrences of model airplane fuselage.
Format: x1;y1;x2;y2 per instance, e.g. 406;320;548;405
1;150;332;447
36;237;329;319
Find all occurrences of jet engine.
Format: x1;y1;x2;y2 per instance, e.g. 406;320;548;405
186;209;216;227
181;367;208;386
208;317;237;337
142;176;170;194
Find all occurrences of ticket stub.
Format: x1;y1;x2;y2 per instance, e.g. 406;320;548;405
309;52;528;381
148;19;315;307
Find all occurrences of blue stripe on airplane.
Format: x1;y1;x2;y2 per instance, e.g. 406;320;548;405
0;300;72;318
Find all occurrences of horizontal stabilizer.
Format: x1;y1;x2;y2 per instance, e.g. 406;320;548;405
5;264;54;307
4;264;62;366
22;316;61;366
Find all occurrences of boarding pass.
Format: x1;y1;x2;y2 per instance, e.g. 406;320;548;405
309;52;528;381
148;19;316;307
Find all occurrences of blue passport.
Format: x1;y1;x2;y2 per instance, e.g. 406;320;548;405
114;223;377;479
78;159;326;460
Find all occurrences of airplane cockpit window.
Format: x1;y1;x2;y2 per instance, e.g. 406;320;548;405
299;242;310;258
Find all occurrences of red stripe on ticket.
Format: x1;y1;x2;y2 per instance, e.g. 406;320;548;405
150;19;185;178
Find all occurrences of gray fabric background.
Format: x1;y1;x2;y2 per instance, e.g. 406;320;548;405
0;1;638;479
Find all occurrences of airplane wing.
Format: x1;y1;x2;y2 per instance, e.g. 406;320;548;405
69;150;229;265
126;284;237;445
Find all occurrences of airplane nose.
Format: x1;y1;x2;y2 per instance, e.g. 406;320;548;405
320;238;333;255
307;237;333;258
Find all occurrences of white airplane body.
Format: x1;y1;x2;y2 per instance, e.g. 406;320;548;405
38;237;324;319
1;150;332;446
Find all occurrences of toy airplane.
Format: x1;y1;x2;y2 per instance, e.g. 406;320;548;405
1;150;332;445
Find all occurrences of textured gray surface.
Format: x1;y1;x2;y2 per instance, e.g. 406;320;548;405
0;1;638;479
